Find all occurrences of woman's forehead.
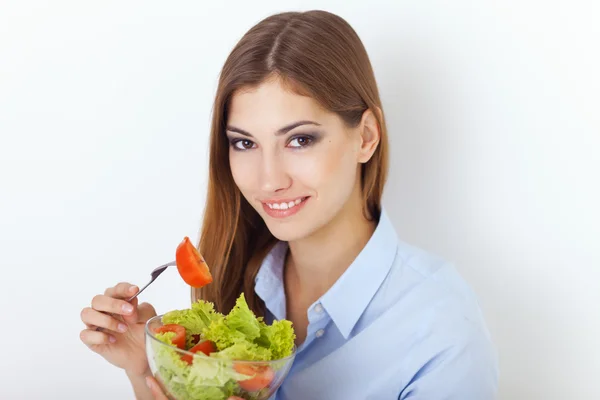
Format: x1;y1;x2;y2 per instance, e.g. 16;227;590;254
228;79;332;131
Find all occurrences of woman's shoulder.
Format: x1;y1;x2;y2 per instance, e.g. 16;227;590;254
384;238;487;325
368;209;487;327
362;238;498;385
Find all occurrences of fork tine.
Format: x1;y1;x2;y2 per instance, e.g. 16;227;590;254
126;261;175;302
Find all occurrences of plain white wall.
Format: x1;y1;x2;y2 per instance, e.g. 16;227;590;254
1;1;598;399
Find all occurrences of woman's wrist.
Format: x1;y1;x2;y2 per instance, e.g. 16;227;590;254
126;367;154;400
126;365;151;379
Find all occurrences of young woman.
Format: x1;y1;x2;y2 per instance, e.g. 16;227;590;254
79;10;498;400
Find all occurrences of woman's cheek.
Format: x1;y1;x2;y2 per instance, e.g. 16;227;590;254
289;146;349;190
286;153;327;188
229;152;256;192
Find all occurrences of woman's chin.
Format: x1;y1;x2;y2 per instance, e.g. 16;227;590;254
265;223;312;242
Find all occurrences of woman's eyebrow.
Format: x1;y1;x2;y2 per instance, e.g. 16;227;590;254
226;120;321;137
275;120;321;135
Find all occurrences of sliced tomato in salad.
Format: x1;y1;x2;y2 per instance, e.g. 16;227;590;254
175;236;213;288
154;324;187;350
181;340;217;364
233;363;275;392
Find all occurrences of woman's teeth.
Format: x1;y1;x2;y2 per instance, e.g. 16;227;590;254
267;198;304;210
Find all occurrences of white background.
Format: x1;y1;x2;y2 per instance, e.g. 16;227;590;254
1;1;598;399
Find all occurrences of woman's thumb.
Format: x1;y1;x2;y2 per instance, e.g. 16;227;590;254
146;376;169;400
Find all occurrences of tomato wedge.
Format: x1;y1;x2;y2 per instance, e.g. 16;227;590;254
181;340;217;364
233;363;275;392
175;236;213;288
154;324;186;350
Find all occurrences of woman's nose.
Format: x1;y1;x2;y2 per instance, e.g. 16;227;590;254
259;153;291;193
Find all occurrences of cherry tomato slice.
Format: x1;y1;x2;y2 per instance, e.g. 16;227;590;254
175;236;213;288
181;340;217;364
233;363;275;392
154;324;186;350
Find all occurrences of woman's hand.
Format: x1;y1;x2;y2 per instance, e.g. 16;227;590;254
79;282;157;377
145;376;245;400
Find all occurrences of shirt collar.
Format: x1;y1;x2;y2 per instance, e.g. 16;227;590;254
320;207;398;338
255;207;399;338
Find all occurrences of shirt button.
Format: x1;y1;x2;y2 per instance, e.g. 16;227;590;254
314;304;324;314
315;329;325;338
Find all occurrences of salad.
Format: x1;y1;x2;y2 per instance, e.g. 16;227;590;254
146;237;296;400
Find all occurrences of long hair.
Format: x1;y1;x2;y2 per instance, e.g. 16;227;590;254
192;10;389;316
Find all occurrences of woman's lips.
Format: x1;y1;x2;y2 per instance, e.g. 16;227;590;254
261;196;309;218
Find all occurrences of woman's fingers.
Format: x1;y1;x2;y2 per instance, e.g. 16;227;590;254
80;328;116;346
103;282;140;324
81;307;129;333
104;282;139;298
91;293;136;317
80;282;147;340
146;376;169;400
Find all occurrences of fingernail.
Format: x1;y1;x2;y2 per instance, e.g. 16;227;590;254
117;323;127;332
129;285;138;293
122;303;134;313
109;335;117;343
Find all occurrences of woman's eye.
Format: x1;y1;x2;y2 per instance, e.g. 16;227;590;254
233;139;256;150
288;136;313;148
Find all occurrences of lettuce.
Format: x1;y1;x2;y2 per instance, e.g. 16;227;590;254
152;337;244;400
210;342;272;362
202;294;262;350
162;299;224;347
221;293;261;340
152;292;296;399
255;319;295;360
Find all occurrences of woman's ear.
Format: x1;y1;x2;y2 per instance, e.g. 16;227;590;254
357;108;381;163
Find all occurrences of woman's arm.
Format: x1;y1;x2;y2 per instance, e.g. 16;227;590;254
126;369;156;400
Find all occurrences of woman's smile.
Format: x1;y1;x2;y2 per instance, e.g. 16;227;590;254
260;196;310;218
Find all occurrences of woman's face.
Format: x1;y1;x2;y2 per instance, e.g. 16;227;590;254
226;77;378;242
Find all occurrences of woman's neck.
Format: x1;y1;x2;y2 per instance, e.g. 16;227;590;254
285;196;376;301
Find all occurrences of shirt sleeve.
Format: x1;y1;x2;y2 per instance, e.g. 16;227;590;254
399;329;499;400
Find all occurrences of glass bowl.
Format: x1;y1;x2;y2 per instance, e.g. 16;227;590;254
145;314;296;400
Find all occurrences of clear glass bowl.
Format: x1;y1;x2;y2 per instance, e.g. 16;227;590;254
145;314;296;400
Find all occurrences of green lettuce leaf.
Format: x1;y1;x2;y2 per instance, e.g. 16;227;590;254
202;318;248;350
210;341;272;361
155;331;177;346
202;293;261;350
162;299;224;347
223;293;261;340
152;338;244;400
255;319;296;359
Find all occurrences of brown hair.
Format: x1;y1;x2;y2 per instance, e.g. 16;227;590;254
192;10;389;316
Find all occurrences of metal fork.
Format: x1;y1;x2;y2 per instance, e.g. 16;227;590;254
95;260;176;332
125;260;176;302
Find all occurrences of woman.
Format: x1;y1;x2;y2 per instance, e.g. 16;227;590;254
79;10;498;400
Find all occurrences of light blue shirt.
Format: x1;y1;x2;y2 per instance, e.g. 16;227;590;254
254;208;499;399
